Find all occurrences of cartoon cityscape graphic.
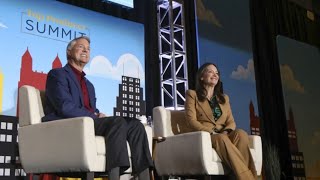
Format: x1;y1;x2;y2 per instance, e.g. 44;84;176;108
0;48;306;179
0;48;146;179
249;102;306;179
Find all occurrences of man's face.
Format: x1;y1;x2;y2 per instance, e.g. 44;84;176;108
68;38;90;66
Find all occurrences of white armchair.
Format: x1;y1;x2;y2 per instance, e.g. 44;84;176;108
18;85;152;180
152;106;262;177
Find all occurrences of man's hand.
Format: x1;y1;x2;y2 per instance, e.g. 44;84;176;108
95;112;107;118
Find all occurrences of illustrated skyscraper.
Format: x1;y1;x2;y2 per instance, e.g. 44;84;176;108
113;76;146;118
287;107;306;179
249;101;260;135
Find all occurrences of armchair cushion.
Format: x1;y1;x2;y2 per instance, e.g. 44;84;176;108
18;117;98;173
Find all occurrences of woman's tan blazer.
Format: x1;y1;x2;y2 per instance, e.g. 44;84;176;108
184;90;236;134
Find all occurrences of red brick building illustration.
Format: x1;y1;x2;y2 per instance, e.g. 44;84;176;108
18;48;62;91
249;101;306;179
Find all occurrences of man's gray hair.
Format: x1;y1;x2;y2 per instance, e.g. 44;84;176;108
66;36;90;60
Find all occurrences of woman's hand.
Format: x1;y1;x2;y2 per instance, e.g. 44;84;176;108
221;131;228;134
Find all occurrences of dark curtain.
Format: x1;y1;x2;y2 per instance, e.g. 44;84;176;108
144;0;161;117
184;0;199;90
250;0;320;179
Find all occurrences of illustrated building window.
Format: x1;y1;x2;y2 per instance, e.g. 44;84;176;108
136;96;139;100
129;78;133;82
136;108;140;112
292;163;296;168
5;169;10;176
122;86;127;91
136;88;140;93
5;156;10;164
0;156;4;163
1;122;6;129
7;123;12;130
123;94;127;98
129;87;133;92
135;79;139;83
116;112;120;116
123;107;127;111
123;77;127;81
129;101;133;105
15;169;20;176
123;112;127;117
129;113;133;118
123;100;127;104
129;95;133;99
0;134;5;142
6;135;12;142
136;102;140;106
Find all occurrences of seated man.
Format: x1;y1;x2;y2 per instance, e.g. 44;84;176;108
42;36;153;180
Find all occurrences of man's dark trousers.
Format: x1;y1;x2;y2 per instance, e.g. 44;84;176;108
94;116;153;175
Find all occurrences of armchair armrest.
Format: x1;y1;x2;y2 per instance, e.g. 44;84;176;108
249;135;262;175
154;131;214;175
18;117;97;173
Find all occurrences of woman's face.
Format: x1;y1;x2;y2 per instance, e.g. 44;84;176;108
201;64;219;87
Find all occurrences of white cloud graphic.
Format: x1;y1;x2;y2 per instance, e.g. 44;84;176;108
280;64;305;93
84;53;145;82
0;22;8;29
196;0;222;28
230;59;255;82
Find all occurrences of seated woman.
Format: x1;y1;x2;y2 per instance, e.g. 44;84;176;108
184;63;257;180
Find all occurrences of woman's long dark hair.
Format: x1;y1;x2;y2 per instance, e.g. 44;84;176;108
195;63;226;104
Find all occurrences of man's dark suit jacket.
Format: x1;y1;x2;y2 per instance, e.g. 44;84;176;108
42;64;99;122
